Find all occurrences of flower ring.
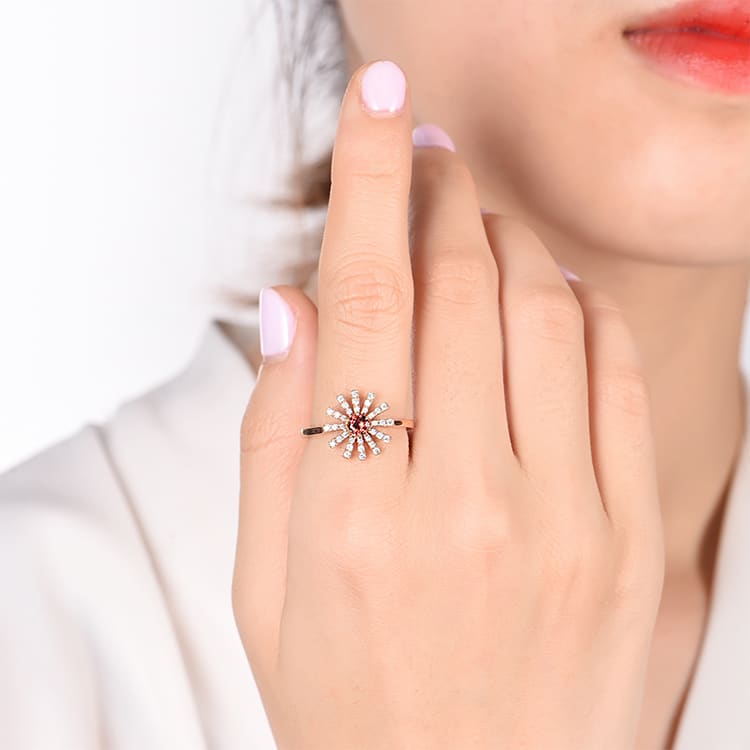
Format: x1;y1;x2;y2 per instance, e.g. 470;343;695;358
300;389;415;461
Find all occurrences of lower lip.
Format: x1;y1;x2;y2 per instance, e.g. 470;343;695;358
624;28;750;95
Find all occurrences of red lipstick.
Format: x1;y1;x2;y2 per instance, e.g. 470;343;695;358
623;0;750;94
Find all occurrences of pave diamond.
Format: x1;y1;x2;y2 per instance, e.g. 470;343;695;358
322;389;398;461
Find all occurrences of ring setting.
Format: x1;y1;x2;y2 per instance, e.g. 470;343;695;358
301;389;414;461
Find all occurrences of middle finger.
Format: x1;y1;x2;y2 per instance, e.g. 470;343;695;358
408;139;513;475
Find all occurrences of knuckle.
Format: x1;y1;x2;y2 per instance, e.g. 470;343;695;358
438;466;511;553
610;528;665;610
326;260;412;337
484;213;545;251
318;506;406;571
346;160;402;181
512;284;584;345
335;131;410;188
423;249;498;309
609;557;663;613
598;366;651;418
338;165;408;200
583;292;631;334
542;529;601;590
581;287;621;316
321;507;401;580
446;500;512;555
240;403;295;455
415;149;475;190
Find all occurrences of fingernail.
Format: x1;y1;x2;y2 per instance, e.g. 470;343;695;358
412;123;455;152
558;265;581;282
259;286;297;363
361;60;406;115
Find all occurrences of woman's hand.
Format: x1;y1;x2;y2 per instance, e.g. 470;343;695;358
232;59;665;749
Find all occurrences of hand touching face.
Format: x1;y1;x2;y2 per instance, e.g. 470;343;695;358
233;59;665;750
336;0;750;265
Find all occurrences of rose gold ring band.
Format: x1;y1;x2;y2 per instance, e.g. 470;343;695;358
301;419;415;436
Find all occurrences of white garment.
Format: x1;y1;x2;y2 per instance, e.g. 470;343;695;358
1;321;748;749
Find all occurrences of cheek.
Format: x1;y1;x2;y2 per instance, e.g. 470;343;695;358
337;0;750;264
455;37;750;264
611;123;750;262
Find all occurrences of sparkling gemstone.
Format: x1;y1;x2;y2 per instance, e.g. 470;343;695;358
347;413;369;436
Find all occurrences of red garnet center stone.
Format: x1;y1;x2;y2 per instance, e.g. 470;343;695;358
348;414;368;435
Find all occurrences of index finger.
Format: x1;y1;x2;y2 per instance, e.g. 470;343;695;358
310;60;414;469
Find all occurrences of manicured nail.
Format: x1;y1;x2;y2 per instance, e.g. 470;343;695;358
558;265;581;282
361;60;406;115
412;123;455;152
259;286;297;363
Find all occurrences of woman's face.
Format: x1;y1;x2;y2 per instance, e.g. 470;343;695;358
335;0;750;267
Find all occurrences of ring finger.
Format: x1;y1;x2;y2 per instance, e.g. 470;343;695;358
306;60;414;479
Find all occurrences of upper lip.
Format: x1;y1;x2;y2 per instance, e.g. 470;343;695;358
623;0;750;41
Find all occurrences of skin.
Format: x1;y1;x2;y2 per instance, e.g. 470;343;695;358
229;1;750;747
328;2;750;746
330;2;750;571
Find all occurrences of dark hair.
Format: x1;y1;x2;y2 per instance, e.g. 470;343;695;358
264;0;343;210
210;0;345;314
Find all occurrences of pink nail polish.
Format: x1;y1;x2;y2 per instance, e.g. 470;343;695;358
558;265;581;282
259;287;297;362
361;60;406;114
412;123;456;152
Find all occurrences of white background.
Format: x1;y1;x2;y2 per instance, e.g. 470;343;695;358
0;0;331;472
2;3;750;473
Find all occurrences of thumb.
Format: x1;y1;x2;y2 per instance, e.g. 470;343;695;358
233;283;318;668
